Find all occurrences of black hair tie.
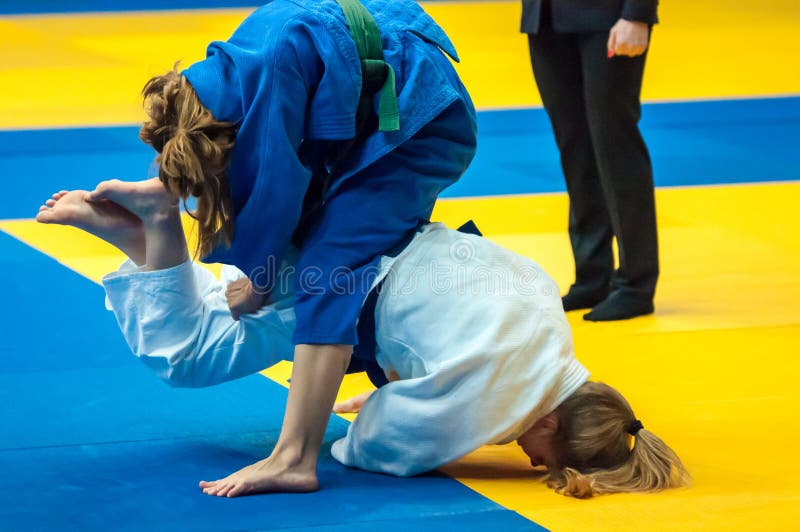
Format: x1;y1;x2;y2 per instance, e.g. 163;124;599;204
626;419;644;436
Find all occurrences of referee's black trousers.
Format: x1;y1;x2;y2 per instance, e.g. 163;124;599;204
529;18;659;301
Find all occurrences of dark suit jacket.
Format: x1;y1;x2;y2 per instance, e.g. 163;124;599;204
521;0;658;34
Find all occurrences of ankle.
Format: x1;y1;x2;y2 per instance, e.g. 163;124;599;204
562;285;609;311
142;204;181;229
583;291;654;322
269;442;318;471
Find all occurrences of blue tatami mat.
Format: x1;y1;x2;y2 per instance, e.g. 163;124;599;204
0;0;461;15
2;96;798;220
0;1;258;15
0;231;542;530
458;95;800;197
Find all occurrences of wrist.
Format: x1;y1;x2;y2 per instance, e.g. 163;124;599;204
620;18;648;28
621;0;658;25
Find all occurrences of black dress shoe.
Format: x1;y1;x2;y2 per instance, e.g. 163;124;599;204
583;290;654;321
561;285;609;312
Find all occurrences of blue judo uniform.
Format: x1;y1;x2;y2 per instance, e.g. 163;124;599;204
183;0;477;347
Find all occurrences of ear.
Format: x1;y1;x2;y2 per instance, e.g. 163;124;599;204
536;411;559;434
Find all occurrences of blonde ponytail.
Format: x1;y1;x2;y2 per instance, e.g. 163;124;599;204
139;66;238;258
547;382;690;498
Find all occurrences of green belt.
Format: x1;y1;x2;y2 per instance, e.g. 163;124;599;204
336;0;400;132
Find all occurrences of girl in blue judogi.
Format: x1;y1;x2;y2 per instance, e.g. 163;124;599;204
62;0;477;496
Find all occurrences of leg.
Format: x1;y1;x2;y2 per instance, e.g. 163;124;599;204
85;179;343;495
36;190;146;265
201;100;476;497
528;29;613;311
579;32;658;320
88;178;188;271
36;182;296;390
199;343;350;496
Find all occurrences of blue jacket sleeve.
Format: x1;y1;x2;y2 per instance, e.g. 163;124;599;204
202;33;315;286
197;11;363;293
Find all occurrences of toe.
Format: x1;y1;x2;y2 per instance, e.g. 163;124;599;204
88;180;118;201
46;199;56;207
227;483;249;497
216;484;235;498
210;482;231;496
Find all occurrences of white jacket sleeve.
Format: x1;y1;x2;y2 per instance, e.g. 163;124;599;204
102;260;295;387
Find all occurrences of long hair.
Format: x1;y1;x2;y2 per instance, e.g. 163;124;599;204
139;67;237;258
547;381;690;498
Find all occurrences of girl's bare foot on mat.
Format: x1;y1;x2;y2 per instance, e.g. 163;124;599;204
199;455;319;497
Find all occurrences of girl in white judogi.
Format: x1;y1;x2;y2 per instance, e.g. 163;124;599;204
36;181;688;499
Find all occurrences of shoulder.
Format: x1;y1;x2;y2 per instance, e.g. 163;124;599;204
233;0;347;39
222;1;356;92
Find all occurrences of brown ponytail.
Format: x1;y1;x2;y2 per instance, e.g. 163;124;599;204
139;66;238;258
547;382;690;498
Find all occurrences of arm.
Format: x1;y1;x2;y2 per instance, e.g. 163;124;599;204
621;0;658;25
196;41;313;301
609;1;658;57
607;19;650;57
195;19;369;497
197;16;358;309
103;260;295;387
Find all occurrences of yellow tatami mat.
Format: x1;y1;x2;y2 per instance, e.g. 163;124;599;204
3;181;799;530
2;0;799;528
1;0;799;129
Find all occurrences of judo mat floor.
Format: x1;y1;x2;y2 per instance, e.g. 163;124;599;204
1;1;798;530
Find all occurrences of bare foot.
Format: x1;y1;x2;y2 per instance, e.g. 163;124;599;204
88;178;179;222
36;190;145;262
199;455;319;498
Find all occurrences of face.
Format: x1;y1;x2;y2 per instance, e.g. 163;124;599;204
516;414;560;470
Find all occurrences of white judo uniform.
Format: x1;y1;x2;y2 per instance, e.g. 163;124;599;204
103;223;589;476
